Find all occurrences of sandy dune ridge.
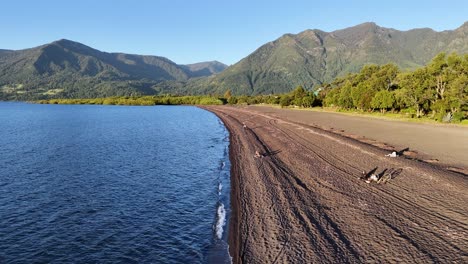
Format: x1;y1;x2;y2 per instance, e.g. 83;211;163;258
203;105;468;263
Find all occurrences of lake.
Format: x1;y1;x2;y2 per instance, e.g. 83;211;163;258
0;103;231;263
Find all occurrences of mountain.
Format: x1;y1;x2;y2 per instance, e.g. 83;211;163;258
188;22;468;95
1;22;467;100
182;61;228;78
0;49;14;56
0;39;226;100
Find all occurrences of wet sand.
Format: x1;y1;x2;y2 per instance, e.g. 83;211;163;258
203;105;467;263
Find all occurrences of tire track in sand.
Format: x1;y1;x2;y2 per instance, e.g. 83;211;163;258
202;106;468;264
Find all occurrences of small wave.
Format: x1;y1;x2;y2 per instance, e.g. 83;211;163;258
218;182;222;195
218;160;226;170
215;203;226;239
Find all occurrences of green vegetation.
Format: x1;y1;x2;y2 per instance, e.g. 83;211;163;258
37;53;467;123
2;23;467;100
0;39;226;101
38;95;224;106
319;53;467;122
184;22;468;95
220;53;466;123
35;52;468;123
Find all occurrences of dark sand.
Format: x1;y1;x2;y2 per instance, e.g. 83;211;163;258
203;105;468;263
250;105;468;170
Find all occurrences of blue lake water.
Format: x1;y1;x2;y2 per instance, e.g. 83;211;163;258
0;103;231;263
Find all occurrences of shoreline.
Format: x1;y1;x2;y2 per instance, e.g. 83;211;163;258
226;119;241;264
201;105;467;263
201;106;241;263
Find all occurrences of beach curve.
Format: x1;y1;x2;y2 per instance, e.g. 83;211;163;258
202;105;468;263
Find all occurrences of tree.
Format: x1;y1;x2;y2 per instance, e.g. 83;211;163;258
355;64;380;83
292;85;307;99
320;55;465;122
371;90;395;113
291;85;307;106
372;64;400;91
351;82;375;110
323;87;340;107
301;95;315;108
398;69;433;118
427;53;448;103
424;53;468;120
280;95;292;107
337;81;354;109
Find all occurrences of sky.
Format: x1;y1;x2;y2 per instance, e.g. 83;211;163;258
2;0;467;65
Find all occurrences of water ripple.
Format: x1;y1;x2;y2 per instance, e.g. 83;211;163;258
0;103;231;263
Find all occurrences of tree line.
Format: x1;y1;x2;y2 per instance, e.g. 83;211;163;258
38;52;467;123
320;52;467;122
38;95;224;106
224;52;467;122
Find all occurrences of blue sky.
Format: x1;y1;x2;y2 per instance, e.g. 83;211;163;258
2;0;467;65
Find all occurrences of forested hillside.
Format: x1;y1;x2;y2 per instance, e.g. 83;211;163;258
1;22;467;100
185;22;468;95
224;53;467;122
0;39;226;100
38;53;468;123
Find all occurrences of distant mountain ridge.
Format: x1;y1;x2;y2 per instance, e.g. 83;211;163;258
188;21;468;95
1;22;467;99
0;39;227;99
183;61;228;78
0;49;13;55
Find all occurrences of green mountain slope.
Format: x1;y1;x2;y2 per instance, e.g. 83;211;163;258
188;22;468;95
183;61;228;78
0;39;227;100
1;22;466;99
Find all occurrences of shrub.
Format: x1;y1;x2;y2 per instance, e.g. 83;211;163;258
452;112;465;123
198;97;223;105
279;95;292;107
227;96;238;105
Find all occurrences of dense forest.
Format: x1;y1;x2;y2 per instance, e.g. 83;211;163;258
322;52;467;122
38;53;467;123
225;52;468;122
